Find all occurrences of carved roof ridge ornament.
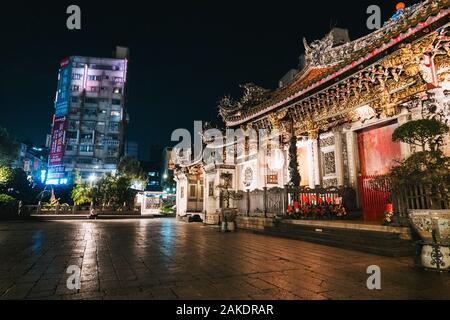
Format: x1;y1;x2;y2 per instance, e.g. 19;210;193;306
218;83;270;120
219;0;450;127
303;31;341;68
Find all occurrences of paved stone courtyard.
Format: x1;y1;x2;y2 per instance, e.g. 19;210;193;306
0;218;449;300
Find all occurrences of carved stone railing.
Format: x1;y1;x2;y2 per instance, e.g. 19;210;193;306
392;183;450;219
286;185;357;211
233;185;357;218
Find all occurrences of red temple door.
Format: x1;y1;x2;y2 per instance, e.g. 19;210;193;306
357;122;401;221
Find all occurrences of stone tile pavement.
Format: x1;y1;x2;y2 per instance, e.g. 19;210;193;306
0;218;449;300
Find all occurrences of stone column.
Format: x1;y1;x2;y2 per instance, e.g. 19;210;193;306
345;130;360;207
306;139;315;189
310;131;321;187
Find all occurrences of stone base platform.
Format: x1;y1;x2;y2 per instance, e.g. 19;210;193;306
239;217;416;257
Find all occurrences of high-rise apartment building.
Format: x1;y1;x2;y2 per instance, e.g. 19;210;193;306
46;47;129;185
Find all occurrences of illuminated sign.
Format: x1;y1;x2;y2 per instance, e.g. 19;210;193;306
49;117;67;167
55;58;72;117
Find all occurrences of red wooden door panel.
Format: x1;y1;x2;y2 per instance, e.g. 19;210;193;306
357;122;401;221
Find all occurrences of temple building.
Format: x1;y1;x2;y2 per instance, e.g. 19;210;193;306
175;0;450;224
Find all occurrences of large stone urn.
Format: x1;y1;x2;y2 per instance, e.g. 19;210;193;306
409;210;450;271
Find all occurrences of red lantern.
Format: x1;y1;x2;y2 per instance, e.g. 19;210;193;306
294;202;299;209
385;203;393;213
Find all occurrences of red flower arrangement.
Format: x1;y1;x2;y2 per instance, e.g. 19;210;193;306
287;196;348;220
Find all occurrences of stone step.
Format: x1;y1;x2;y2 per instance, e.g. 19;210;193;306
258;223;415;257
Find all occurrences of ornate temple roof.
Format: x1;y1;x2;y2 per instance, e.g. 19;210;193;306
220;0;450;127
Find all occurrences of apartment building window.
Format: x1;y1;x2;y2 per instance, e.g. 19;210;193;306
72;85;80;92
80;135;93;145
85;97;98;104
110;111;120;117
77;158;93;164
68;120;79;130
72;74;83;80
112;99;121;105
80;145;94;152
88;75;102;81
66;131;77;139
89;86;99;92
71;96;79;103
103;75;110;80
83;108;97;116
90;64;115;71
113;77;123;83
113;87;122;94
82;121;96;130
100;86;109;92
109;122;119;132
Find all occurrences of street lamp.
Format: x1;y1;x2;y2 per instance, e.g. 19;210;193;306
89;174;97;187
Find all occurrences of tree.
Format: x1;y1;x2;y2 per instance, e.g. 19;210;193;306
71;184;93;205
0;166;33;203
117;156;147;191
392;119;449;152
93;173;136;210
118;156;146;181
0;127;18;166
390;119;450;209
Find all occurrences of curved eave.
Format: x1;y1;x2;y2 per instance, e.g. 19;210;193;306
224;3;450;128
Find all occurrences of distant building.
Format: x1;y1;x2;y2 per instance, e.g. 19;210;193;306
162;147;176;193
140;146;176;193
141;161;162;192
124;141;139;159
12;143;48;184
46;47;130;185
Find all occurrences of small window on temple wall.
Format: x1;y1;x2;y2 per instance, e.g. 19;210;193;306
266;167;278;185
189;185;197;198
208;181;214;197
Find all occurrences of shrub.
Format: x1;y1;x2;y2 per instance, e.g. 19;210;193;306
0;194;17;218
0;193;15;204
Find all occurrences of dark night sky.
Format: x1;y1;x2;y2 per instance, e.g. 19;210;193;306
0;0;408;160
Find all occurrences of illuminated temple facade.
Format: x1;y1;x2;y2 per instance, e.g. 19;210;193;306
175;0;450;223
